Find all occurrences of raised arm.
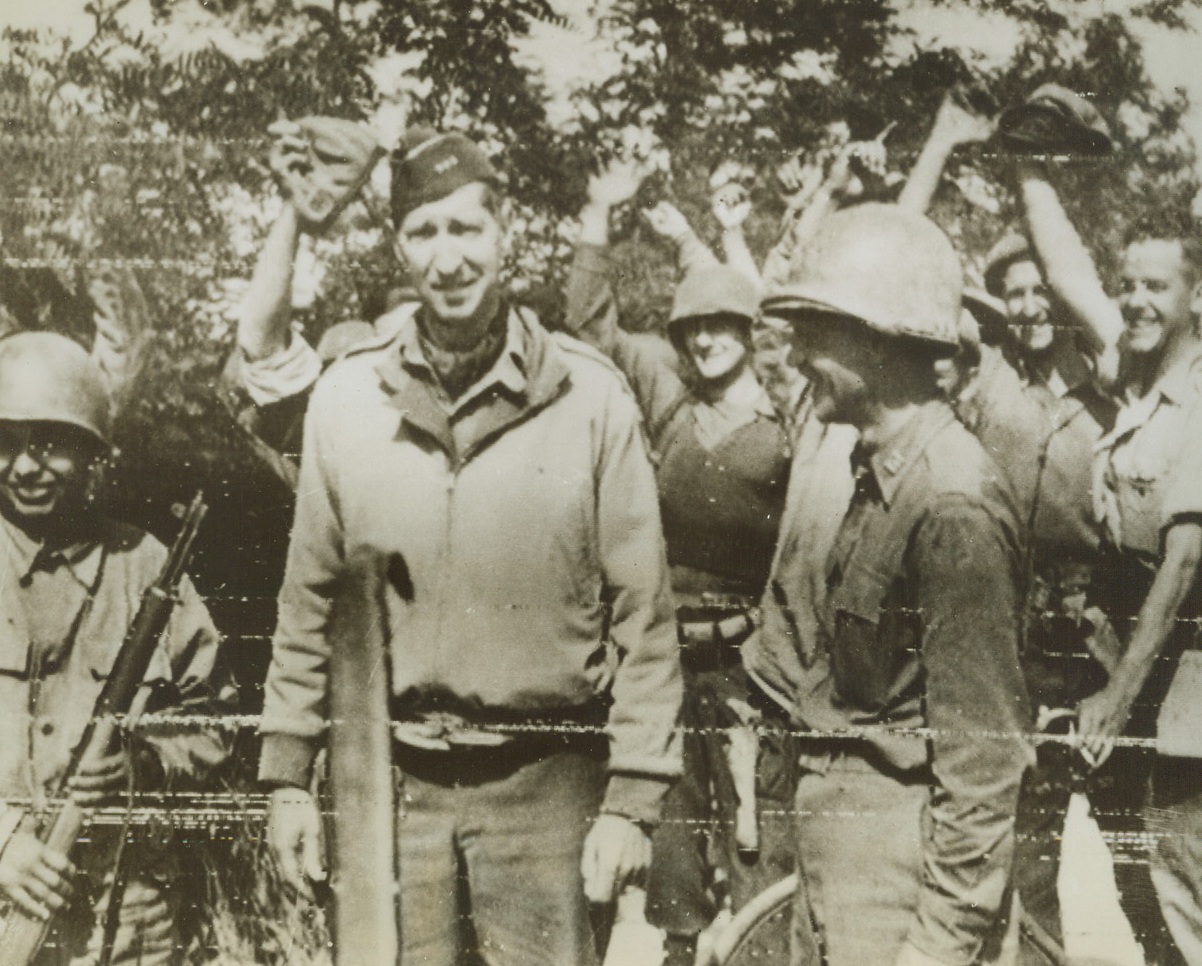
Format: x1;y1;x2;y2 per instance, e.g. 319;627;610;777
897;94;995;215
566;161;689;430
711;178;760;285
85;263;151;401
1016;160;1123;388
643;200;720;276
762;137;888;289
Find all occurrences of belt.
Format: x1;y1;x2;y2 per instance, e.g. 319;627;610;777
677;611;757;647
392;726;605;785
389;707;606;752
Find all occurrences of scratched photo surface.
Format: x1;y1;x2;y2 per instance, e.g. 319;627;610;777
1;1;1202;964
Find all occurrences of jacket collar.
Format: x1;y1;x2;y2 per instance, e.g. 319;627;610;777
1;512;105;591
855;400;956;508
375;303;570;461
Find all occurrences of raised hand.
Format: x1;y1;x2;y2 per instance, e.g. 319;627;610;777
712;181;752;231
933;92;997;147
642;200;693;242
587;156;654;210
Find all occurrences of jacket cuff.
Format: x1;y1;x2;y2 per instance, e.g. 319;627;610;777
258;734;320;789
601;774;673;828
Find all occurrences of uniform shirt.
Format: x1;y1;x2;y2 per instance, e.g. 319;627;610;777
564;243;790;598
965;344;1114;570
1094;340;1202;562
258;306;681;825
796;401;1034;965
0;513;236;852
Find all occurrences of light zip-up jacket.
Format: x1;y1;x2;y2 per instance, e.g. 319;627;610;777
259;304;682;823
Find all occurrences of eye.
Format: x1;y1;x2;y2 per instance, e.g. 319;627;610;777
450;219;483;237
404;222;436;241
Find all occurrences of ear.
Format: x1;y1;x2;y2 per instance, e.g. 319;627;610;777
497;197;516;252
389;229;409;274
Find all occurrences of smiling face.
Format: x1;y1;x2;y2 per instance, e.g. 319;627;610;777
1001;258;1055;354
0;421;101;530
1119;238;1199;358
394;181;506;342
679;314;750;383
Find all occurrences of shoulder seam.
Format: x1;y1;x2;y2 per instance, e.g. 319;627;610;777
551;331;626;378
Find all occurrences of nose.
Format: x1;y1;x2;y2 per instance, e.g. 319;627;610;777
1022;291;1040;318
8;448;42;478
429;235;464;278
1123;283;1149;314
692;328;715;348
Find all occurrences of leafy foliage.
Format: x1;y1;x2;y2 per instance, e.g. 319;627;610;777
0;0;1199;674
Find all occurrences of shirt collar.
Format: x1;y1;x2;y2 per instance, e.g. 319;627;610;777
858;400;956;507
378;304;529;404
1145;338;1202;407
0;512;104;589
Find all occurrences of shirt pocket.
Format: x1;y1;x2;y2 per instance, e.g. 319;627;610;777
1112;455;1169;557
829;559;900;707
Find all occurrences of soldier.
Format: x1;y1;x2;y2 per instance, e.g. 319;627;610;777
567;161;793;964
1087;223;1202;963
899;91;1130;953
259;128;682;966
0;332;236;965
761;204;1034;966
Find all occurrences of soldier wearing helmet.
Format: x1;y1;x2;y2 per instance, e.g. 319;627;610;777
567;161;793;964
759;204;1033;966
0;332;236;964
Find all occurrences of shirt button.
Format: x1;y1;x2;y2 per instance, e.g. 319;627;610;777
40;721;54;736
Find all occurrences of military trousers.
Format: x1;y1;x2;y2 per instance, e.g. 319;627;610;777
392;736;606;966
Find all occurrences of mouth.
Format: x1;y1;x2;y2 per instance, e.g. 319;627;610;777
1125;316;1162;337
5;484;56;506
433;280;477;300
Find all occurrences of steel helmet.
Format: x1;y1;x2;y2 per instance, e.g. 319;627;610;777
0;332;112;446
982;231;1035;298
666;264;759;352
761;203;962;352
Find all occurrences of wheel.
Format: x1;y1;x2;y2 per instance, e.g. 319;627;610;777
704;873;796;966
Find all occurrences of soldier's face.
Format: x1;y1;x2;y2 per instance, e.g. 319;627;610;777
786;316;873;426
395;182;506;337
680;315;748;383
0;421;97;527
1002;259;1055;354
1119;239;1199;357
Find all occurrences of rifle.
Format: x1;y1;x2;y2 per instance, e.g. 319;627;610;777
0;492;208;966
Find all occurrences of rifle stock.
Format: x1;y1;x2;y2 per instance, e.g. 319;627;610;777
0;494;207;966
